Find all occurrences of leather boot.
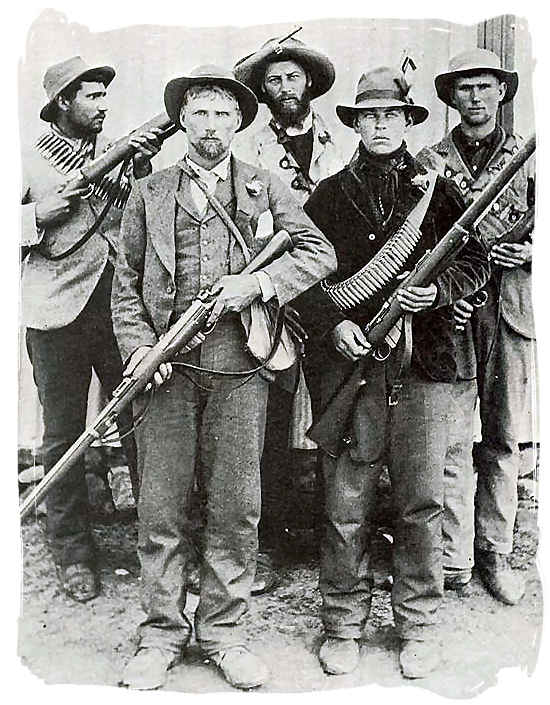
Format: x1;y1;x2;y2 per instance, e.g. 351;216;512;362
399;638;441;679
475;549;525;605
319;637;360;675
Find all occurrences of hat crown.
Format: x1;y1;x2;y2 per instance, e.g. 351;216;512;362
43;56;89;100
355;66;411;105
447;48;503;74
188;64;237;81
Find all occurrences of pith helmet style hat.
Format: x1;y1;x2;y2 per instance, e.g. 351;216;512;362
435;48;519;107
336;66;429;128
234;36;335;102
40;56;115;122
164;65;258;132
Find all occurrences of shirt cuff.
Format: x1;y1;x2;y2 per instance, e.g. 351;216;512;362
255;271;276;302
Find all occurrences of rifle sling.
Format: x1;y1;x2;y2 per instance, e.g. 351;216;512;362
36;156;131;262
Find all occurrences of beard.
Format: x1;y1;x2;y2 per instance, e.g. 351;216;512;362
194;137;226;160
267;91;312;128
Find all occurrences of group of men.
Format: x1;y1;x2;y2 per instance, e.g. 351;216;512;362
20;29;535;690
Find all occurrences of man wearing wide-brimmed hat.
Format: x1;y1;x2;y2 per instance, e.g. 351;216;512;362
113;65;335;691
417;49;535;606
233;34;344;558
295;65;490;679
21;56;161;603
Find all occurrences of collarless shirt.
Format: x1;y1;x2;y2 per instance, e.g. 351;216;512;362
452;124;503;177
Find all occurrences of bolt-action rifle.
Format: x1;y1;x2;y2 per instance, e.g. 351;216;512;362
308;134;536;458
20;230;293;519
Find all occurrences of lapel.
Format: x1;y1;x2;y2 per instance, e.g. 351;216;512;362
310;112;329;169
386;156;426;234
231;156;264;254
145;166;180;278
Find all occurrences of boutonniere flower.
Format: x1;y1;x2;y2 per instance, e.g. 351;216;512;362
411;173;430;191
245;177;264;197
318;131;331;145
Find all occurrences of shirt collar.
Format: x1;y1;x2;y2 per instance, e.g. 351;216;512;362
185;153;231;183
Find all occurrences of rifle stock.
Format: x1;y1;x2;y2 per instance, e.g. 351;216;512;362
20;230;293;519
308;135;536;457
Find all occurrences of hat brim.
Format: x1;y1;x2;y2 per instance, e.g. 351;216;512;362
336;99;429;128
40;65;115;122
234;46;335;102
435;68;518;107
164;75;258;133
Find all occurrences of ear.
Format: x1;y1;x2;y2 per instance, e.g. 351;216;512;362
305;70;312;88
55;94;70;114
498;81;508;102
352;114;361;135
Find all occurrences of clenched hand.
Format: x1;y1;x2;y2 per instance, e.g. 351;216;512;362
206;274;261;327
331;320;371;362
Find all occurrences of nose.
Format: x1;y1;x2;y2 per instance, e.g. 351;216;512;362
280;77;294;94
374;117;387;129
97;98;108;113
470;87;482;102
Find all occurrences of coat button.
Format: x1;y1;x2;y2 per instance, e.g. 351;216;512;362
461;180;468;189
368;233;376;241
445;169;453;178
493;202;500;212
167;285;173;294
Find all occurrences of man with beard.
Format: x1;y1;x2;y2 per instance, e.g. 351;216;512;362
21;56;161;602
297;66;489;678
233;34;343;558
417;49;535;604
114;65;336;690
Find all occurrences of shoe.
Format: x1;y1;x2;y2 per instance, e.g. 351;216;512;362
476;549;525;605
444;568;472;591
319;637;360;675
399;638;441;679
121;647;178;690
252;552;280;596
56;562;98;602
211;646;270;689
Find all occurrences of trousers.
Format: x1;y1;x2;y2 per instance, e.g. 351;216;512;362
319;359;451;641
135;358;269;656
442;380;477;575
26;263;136;566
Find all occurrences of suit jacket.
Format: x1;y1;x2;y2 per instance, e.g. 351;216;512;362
232;111;344;205
111;155;337;364
21;133;126;330
417;131;534;340
297;148;491;384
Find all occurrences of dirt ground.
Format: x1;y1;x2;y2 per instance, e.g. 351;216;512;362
17;472;541;699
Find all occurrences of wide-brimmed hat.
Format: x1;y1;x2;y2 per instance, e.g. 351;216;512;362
164;65;258;132
435;48;518;107
336;66;429;128
40;56;115;122
234;37;335;102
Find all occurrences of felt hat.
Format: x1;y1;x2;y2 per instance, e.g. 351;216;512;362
336;66;429;128
234;36;335;102
435;48;518;106
40;56;115;122
164;64;258;132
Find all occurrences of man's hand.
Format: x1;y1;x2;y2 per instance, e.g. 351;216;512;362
124;345;172;388
34;183;91;228
490;242;532;268
396;283;438;313
206;274;261;326
331;320;371;362
130;127;163;178
453;298;474;331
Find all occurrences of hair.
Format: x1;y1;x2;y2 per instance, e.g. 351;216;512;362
179;84;241;121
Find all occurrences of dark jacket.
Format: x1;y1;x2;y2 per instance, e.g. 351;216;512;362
296;148;490;385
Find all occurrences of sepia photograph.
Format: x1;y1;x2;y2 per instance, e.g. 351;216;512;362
11;2;546;702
